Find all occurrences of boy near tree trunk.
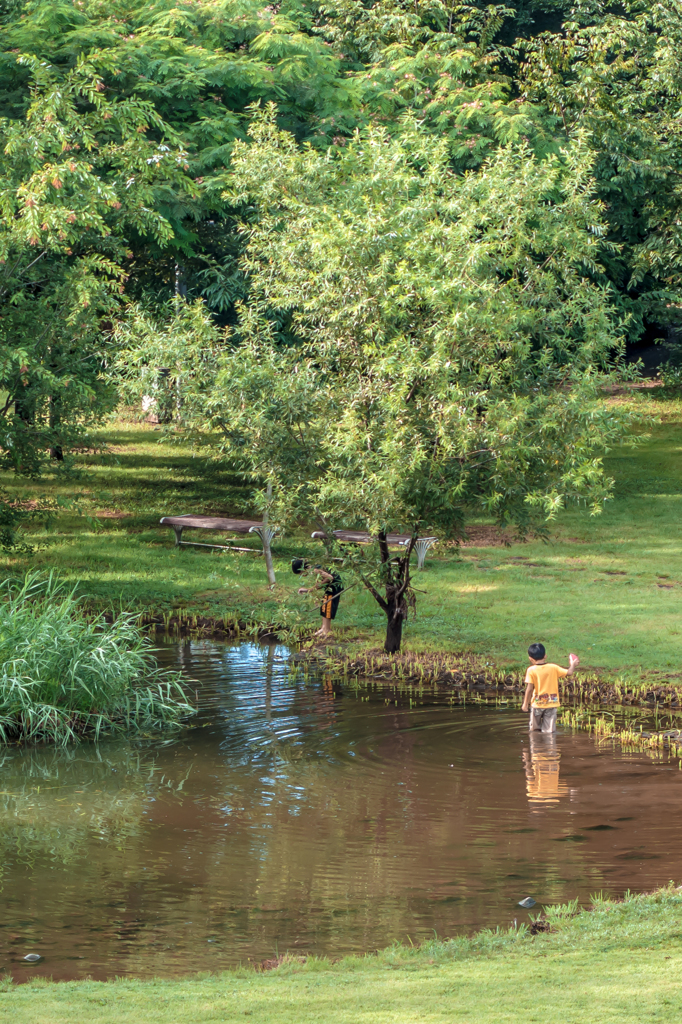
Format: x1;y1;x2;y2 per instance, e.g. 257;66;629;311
521;643;579;733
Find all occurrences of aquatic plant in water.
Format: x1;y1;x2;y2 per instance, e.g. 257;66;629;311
0;572;194;744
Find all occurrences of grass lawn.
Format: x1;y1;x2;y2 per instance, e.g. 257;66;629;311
4;888;682;1023
1;393;682;677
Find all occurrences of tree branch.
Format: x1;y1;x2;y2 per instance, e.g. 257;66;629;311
359;571;388;612
395;535;416;601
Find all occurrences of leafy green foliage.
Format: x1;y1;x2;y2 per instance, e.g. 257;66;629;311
0;46;195;473
0;571;194;744
4;0;682;348
117;111;642;650
226;112;637;511
0;2;567;318
0;0;356;315
113;295;220;425
316;0;552;159
522;0;682;341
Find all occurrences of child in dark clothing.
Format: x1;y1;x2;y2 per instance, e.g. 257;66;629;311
292;559;343;638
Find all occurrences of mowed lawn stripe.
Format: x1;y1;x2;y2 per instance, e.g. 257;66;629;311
4;891;682;1024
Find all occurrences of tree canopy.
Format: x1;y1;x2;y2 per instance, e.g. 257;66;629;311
5;1;681;330
0;48;194;471
0;0;672;648
116;110;641;649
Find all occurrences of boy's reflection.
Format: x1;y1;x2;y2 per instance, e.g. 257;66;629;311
522;733;568;808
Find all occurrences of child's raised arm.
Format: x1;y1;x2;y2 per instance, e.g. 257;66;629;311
567;653;580;675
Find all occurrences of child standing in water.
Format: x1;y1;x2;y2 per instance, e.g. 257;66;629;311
521;642;579;733
292;559;343;638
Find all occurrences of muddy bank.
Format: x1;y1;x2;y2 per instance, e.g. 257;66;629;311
315;648;682;711
102;609;289;643
101;608;682;713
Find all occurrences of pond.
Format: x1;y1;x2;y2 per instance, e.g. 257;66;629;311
2;640;682;982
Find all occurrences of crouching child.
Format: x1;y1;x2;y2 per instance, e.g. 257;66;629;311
292;559;343;638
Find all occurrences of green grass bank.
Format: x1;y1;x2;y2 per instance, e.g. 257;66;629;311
1;393;681;678
4;888;682;1022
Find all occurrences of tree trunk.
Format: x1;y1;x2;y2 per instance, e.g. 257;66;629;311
358;531;416;656
384;602;404;654
15;396;33;423
262;530;276;587
49;394;63;459
175;261;188;299
156;368;173;423
262;481;276;587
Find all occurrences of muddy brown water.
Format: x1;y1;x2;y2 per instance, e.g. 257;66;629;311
1;640;682;982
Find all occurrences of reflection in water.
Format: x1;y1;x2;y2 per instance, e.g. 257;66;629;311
523;734;569;808
1;640;681;983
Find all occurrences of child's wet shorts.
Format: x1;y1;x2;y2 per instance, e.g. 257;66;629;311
320;594;341;620
530;708;558;733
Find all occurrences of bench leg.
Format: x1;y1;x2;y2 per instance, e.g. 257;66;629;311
172;526;184;547
414;538;437;570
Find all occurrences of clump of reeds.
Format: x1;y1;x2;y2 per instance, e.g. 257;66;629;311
328;647;519;693
139;607;294;643
0;572;194;745
560;707;682;759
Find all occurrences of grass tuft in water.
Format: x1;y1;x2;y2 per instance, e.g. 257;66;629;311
0;571;194;745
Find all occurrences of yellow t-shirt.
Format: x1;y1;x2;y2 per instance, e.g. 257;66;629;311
526;663;568;709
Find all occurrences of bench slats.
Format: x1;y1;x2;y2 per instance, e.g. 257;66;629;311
160;515;262;534
310;529;438;569
310;529;436;545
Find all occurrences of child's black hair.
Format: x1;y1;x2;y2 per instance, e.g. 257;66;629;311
528;642;546;660
291;558;308;575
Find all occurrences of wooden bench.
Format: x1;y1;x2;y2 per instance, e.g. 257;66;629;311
310;529;438;569
160;515;279;554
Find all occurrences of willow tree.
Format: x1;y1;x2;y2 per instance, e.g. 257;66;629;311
119;110;639;652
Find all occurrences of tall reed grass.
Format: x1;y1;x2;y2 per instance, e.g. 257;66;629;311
0;572;194;744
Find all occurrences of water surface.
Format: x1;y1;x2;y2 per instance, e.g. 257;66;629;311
1;640;682;981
